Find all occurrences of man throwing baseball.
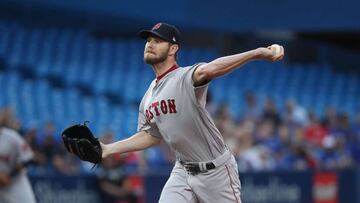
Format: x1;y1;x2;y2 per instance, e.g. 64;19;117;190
101;22;284;203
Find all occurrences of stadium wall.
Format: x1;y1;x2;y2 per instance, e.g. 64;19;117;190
29;169;360;203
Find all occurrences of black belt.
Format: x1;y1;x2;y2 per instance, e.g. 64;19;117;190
179;160;216;174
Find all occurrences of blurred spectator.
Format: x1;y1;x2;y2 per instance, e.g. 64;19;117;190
271;124;292;170
234;120;275;171
237;145;275;172
38;122;57;143
290;145;317;170
52;144;81;175
283;100;309;127
322;106;338;130
231;119;255;156
24;127;38;149
277;124;291;148
318;136;353;169
292;127;306;146
243;91;260;121
331;112;352;138
23;127;47;169
37;124;81;175
262;97;282;128
254;120;276;146
304;111;328;147
144;143;174;174
96;155;138;203
214;103;236;140
214;103;235;139
40;132;57;165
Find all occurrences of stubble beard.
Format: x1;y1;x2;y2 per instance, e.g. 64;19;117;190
144;48;169;65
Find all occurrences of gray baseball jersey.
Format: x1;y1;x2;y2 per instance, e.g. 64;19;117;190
138;64;242;203
0;127;36;203
138;64;225;162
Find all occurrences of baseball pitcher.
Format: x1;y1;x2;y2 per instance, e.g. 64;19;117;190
65;22;284;203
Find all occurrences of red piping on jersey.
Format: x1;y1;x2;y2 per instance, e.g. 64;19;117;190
225;165;240;203
156;64;178;82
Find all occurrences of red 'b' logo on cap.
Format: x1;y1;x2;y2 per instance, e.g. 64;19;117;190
152;23;162;30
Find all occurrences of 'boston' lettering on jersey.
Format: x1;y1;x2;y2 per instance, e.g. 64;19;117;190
145;99;177;122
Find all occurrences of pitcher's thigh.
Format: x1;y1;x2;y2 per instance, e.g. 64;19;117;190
159;170;198;203
192;163;242;203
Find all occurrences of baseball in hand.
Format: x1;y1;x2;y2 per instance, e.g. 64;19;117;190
267;44;284;61
272;44;281;55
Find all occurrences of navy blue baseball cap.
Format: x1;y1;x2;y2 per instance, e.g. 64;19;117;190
139;23;181;45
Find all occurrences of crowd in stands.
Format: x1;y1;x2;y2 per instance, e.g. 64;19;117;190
1;90;360;175
213;92;360;172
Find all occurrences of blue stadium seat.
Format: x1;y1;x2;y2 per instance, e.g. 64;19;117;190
1;20;360;150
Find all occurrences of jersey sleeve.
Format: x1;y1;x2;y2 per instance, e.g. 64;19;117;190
182;63;210;108
137;103;162;138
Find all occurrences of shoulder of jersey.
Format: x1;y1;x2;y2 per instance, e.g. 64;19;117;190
0;127;21;138
174;66;190;74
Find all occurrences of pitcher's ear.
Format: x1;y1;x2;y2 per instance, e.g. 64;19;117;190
170;44;179;55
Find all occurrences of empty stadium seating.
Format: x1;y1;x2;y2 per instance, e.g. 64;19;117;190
0;20;359;141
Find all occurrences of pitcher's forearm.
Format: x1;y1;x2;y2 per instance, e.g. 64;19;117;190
102;131;161;158
205;49;261;78
193;49;261;84
193;45;284;85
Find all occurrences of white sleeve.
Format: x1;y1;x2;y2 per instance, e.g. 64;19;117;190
183;63;210;108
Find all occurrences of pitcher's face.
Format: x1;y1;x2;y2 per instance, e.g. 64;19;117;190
144;36;171;65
